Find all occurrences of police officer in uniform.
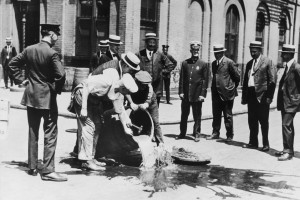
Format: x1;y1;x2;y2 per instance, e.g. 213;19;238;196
9;24;67;181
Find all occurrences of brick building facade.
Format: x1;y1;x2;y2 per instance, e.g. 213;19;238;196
1;0;300;86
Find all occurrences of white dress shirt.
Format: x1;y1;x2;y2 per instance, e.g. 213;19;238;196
248;54;261;87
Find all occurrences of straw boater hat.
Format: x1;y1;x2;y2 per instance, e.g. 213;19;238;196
279;44;297;53
249;41;262;48
144;33;158;40
134;71;152;84
5;37;12;42
190;41;201;48
108;35;123;45
121;51;140;71
98;40;109;47
211;44;226;52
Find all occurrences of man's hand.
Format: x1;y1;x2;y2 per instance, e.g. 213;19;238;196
80;108;88;120
198;96;205;102
179;94;184;100
21;79;29;86
130;103;139;111
124;127;133;135
266;98;272;105
139;103;149;110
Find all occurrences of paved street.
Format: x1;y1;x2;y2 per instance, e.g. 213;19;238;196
0;87;300;200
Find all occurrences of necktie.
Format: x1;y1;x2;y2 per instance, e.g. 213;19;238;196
281;64;288;81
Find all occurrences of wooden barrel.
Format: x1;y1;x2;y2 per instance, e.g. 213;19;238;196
62;66;75;92
96;109;154;167
72;67;90;90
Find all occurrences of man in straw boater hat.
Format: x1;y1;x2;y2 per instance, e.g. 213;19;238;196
175;41;209;142
275;44;300;161
9;24;67;181
135;33;175;107
69;52;141;163
1;37;17;88
206;44;240;142
89;40;109;73
98;35;123;66
241;41;276;151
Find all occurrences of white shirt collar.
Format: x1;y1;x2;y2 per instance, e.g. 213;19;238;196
217;56;224;64
286;58;295;69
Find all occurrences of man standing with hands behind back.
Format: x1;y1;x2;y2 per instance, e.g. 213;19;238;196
207;44;240;142
241;41;276;151
9;24;67;181
276;44;300;161
176;41;208;142
1;37;17;88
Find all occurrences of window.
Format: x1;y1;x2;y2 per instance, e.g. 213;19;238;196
224;5;239;62
278;15;288;64
255;12;265;44
140;0;158;49
76;0;110;57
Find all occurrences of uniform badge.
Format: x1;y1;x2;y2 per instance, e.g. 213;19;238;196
196;66;199;70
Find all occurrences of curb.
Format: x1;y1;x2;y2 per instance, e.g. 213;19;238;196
10;102;277;125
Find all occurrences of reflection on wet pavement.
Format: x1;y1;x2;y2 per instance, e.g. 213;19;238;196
3;159;299;199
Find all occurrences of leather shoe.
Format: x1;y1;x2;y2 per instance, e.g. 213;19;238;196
206;134;219;140
261;146;270;152
166;101;172;105
275;151;284;156
242;144;258;149
278;153;293;161
194;134;200;142
175;135;185;140
225;137;233;142
41;172;68;182
27;169;38;176
82;160;105;171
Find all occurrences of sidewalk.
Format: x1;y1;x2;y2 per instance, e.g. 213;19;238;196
0;86;278;124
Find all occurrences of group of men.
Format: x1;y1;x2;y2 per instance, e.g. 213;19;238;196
176;40;300;163
6;22;300;182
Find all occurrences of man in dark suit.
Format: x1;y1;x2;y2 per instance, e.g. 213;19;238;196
241;41;276;151
162;44;177;104
276;44;300;161
1;37;17;88
9;24;67;181
176;41;209;142
89;40;109;73
136;33;174;107
98;35;122;66
207;44;240;142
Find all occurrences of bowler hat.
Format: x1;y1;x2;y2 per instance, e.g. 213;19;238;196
135;71;152;84
249;41;262;48
98;40;109;47
108;35;123;45
40;24;61;36
121;52;140;71
144;33;158;40
211;44;226;52
279;44;297;53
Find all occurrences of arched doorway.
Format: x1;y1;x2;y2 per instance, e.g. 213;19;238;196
224;5;239;62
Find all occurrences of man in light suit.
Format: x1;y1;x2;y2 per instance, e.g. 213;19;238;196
136;33;174;107
9;24;67;181
98;35;122;66
241;41;276;151
176;41;209;142
276;44;300;161
1;37;17;88
207;44;240;142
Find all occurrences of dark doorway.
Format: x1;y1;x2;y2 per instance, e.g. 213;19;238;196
26;1;40;47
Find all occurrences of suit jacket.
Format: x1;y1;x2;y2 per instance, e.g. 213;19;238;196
1;45;17;67
9;41;66;110
211;56;240;101
242;55;276;104
277;61;300;113
179;57;208;102
162;53;177;79
136;49;174;97
98;51;121;66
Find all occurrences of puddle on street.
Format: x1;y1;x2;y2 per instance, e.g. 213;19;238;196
62;161;298;199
